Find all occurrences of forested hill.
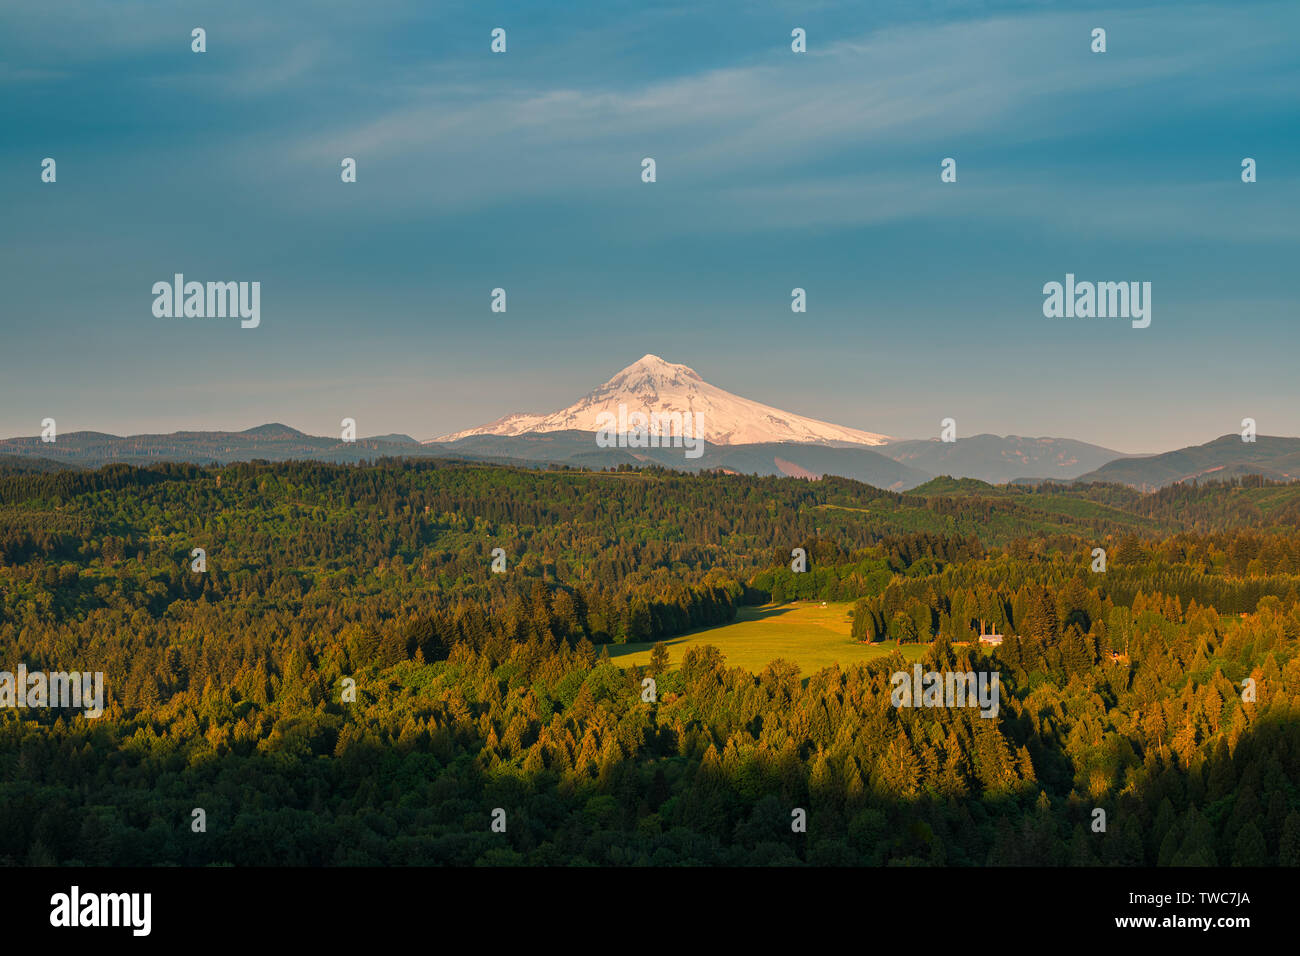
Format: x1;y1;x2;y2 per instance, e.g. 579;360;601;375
2;460;1300;866
8;458;1300;549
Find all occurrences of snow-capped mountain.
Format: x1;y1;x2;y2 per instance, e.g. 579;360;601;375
431;354;892;446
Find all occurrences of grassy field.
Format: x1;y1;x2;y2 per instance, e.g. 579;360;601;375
608;601;931;674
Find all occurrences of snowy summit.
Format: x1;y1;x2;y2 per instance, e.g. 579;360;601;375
432;354;891;447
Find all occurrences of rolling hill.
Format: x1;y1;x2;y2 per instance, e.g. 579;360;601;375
1074;435;1300;490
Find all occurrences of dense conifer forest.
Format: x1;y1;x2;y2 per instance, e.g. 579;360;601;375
1;459;1298;865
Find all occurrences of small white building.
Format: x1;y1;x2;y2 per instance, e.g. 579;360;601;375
977;621;1004;647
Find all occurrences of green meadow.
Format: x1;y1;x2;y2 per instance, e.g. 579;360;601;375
608;601;930;674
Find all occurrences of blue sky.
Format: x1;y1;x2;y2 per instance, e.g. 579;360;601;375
2;0;1296;452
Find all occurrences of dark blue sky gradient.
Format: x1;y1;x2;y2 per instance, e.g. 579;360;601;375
2;0;1296;451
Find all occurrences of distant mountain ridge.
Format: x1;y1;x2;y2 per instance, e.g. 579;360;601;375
4;424;1300;491
0;355;1135;485
0;425;428;468
879;433;1124;485
7;357;1300;492
1073;435;1300;490
0;425;928;489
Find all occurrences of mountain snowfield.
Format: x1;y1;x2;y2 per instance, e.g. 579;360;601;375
431;354;892;446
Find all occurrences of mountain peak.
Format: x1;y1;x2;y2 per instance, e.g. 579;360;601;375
629;353;686;371
432;355;891;447
605;354;703;392
242;423;307;438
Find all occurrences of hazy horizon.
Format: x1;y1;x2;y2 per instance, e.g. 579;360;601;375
0;347;1294;459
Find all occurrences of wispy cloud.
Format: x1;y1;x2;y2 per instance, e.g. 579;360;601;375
232;4;1297;238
